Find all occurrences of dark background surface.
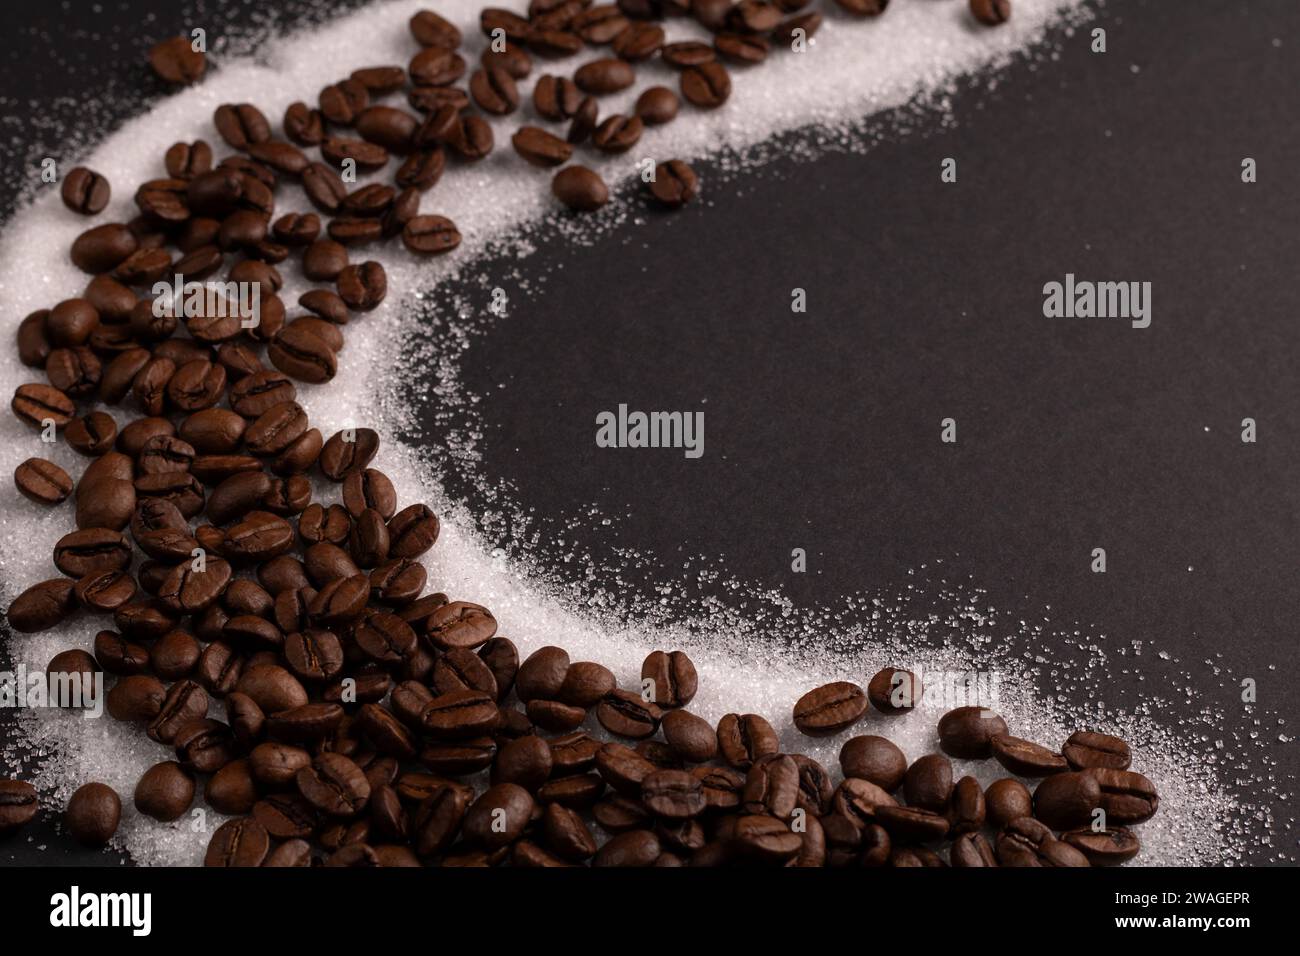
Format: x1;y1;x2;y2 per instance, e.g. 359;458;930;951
1;0;1297;865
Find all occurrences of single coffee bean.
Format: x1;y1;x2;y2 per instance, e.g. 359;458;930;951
1061;826;1141;865
1032;770;1102;830
596;689;662;739
839;735;906;792
716;712;778;769
592;113;643;153
660;709;717;763
951;831;998;867
641;650;697;708
575;57;635;94
1062;730;1132;771
62;167;111;215
552;165;609;212
970;0;1011;27
66;412;119;456
1089;768;1159;825
421;689;500;739
65;782;121;847
948;775;986;834
149;36;206;84
0;779;39;833
642;769;706;820
793;681;868;736
426;600;495;650
648;159;698;207
991;734;1069;777
866;666;923;713
133;760;195;821
875;804;951;843
635;85;679;127
6;574;78;634
985;777;1034;828
680;61;730;108
996;816;1089;867
337;261;387;310
661;41;715;69
213;103;271;149
13;382;76;430
296;752;371;817
902;754;953;811
937;705;1008;759
204;816;270;867
741;754;798;819
492;735;553;790
15;458;73;505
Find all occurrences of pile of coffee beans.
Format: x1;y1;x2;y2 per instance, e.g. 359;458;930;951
4;2;1076;867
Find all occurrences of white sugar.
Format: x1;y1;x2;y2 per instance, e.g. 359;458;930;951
2;0;1282;866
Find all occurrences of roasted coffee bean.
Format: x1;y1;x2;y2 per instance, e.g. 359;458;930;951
839;735;906;792
948;775;986;834
134;760;195;822
793;681;868;736
64;782;121;847
15;458;73;505
640;650;696;708
593;828;661;867
1090;768;1159;825
354;608;417;664
105;673;166;722
574;57;635;95
951;831;997;867
94;629;151;675
410;8;462;47
463;782;533;848
13;382;76;430
214;103;271;149
641;768;706;820
647;159;698;207
716;712;778;770
318;427;378;480
731;814;800;864
66;412;119;456
147;680;209;744
432;647;499;699
0;779;39;833
937;705;1008;759
165;140;213;179
336;261;387;310
1062;730;1132;771
902;754;953;812
269;323;338;383
659;709;716;763
309;573;370;625
74;568;137;612
62;167;111;214
1061;826;1141;866
426;600;496;650
54;528;131;577
283;628;344;683
491;735;553;791
661;41;714;69
384;503;438;560
832;777;897;827
970;0;1011;27
71;223;138;274
149;36;206;84
304;541;360;586
866;667;922;713
595;742;657;796
592;113;643;153
399;214;460;255
46;649;100;707
596;689;661;739
575;5;629;43
740;754;798;819
715;32;768;64
302;167;349;218
158;556;233;613
421;689;499;739
613;21;664;60
205;759;258;816
985;777;1034;829
204;816;270;867
681;61;730;108
875;804;951;844
996;816;1089;867
991;734;1069;777
296;752;371;817
175;718;237;774
1032;770;1102;830
566;97;599;144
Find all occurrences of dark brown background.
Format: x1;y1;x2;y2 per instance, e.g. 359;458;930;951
1;0;1297;865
